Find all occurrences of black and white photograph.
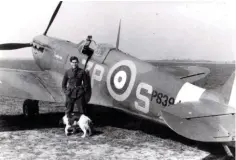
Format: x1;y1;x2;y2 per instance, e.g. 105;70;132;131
0;1;235;159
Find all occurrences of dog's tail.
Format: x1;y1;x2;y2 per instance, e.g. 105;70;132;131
88;119;93;127
88;119;94;133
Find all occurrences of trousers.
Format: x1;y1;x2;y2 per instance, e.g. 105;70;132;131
65;95;86;115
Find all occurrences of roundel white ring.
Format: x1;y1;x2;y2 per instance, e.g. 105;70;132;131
107;60;137;101
114;71;127;89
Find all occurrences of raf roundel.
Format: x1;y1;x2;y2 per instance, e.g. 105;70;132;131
107;60;137;101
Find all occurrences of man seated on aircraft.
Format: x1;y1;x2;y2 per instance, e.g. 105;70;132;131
62;56;89;116
82;35;96;57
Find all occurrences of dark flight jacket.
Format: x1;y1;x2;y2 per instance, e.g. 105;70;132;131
62;68;89;99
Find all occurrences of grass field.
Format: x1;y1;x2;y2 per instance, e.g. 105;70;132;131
0;61;235;160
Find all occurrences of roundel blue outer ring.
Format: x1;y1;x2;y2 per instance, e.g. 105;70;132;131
106;60;137;101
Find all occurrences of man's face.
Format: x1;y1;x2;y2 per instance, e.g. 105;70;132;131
70;59;78;69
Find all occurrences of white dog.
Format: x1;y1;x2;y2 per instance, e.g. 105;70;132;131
62;113;92;138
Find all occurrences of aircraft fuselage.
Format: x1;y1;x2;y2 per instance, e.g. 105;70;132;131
31;35;206;125
30;35;235;145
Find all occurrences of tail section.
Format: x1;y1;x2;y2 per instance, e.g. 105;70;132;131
219;71;236;108
161;71;236;144
161;100;235;142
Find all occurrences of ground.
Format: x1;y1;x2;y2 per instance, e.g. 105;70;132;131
0;62;235;160
0;99;210;160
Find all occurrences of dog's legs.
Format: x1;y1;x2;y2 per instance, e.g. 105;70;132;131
65;125;69;136
81;126;87;138
87;127;92;136
65;127;67;136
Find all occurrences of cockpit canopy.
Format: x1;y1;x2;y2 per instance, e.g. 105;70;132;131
77;38;114;63
77;40;113;56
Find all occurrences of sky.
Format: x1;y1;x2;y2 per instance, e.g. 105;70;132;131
0;1;235;61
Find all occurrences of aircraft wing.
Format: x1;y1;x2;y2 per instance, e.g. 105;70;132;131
0;68;65;102
161;99;235;142
158;65;210;84
147;61;210;84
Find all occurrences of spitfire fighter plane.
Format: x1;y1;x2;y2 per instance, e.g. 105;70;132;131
0;2;235;157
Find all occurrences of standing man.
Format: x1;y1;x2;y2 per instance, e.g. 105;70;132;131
62;56;90;115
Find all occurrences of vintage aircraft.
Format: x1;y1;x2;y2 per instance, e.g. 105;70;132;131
0;1;235;157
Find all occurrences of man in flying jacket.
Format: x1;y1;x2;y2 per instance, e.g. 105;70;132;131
62;56;91;116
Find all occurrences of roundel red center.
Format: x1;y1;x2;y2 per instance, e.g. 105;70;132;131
107;60;137;101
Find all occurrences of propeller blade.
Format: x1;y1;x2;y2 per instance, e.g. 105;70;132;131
0;43;32;50
43;1;62;36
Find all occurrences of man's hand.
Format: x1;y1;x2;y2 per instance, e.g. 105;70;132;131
64;88;71;96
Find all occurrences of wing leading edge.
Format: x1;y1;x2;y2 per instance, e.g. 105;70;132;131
0;68;65;102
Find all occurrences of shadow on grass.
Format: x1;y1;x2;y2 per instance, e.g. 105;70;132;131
0;112;65;131
0;104;234;159
86;104;235;159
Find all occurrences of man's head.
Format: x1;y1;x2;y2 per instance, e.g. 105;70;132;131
86;35;92;41
70;56;79;69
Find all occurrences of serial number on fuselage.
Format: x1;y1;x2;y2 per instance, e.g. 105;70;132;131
151;90;175;107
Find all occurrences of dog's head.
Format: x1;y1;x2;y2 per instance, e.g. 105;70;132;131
62;113;82;136
62;113;82;125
